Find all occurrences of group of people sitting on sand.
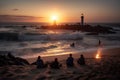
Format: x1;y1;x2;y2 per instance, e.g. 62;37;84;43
36;54;85;69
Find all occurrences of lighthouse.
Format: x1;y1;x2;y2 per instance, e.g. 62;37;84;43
81;13;84;26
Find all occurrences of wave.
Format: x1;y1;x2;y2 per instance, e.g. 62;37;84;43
19;32;83;41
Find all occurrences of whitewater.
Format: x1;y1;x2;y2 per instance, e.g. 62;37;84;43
0;23;120;59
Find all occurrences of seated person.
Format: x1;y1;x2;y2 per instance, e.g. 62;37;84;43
66;54;74;67
50;58;61;69
36;56;47;68
77;54;85;65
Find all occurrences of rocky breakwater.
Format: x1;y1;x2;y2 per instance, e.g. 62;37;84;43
0;53;29;66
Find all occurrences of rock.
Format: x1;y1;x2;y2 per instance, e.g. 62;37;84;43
0;53;29;66
41;24;116;34
15;57;29;65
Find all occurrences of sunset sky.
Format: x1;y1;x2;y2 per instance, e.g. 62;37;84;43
0;0;120;23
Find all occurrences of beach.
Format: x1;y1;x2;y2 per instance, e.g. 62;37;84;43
0;47;120;80
0;0;120;79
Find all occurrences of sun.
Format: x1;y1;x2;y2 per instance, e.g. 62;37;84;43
49;12;61;25
51;15;58;21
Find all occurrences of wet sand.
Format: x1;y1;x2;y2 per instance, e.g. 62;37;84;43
27;47;120;63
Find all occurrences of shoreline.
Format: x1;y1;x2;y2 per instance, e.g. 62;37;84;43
26;46;120;63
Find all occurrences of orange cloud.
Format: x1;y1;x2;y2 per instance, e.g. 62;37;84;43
0;15;44;22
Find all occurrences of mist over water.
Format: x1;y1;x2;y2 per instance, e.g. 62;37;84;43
0;22;120;59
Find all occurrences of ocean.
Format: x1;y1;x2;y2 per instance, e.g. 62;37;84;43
0;22;120;59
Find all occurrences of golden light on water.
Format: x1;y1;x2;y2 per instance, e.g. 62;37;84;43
95;48;102;59
96;54;100;59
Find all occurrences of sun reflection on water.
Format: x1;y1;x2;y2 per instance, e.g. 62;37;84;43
95;47;102;59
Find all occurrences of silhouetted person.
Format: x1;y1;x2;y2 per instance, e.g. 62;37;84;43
66;54;74;67
98;40;101;46
36;56;44;68
50;58;61;69
77;54;85;65
70;43;75;47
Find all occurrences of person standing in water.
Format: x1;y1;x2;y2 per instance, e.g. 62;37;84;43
98;39;103;47
99;39;101;46
70;42;75;47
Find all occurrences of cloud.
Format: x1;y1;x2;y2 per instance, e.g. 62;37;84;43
12;8;19;11
0;15;44;22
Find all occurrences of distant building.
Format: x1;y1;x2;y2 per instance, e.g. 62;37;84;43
81;13;84;26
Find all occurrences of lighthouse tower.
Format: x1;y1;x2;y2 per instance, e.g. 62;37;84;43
81;13;84;26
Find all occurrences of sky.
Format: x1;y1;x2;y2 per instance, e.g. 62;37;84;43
0;0;120;23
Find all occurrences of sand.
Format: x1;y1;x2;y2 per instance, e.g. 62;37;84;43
0;47;120;80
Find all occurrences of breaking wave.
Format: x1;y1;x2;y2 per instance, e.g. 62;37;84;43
19;32;83;41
